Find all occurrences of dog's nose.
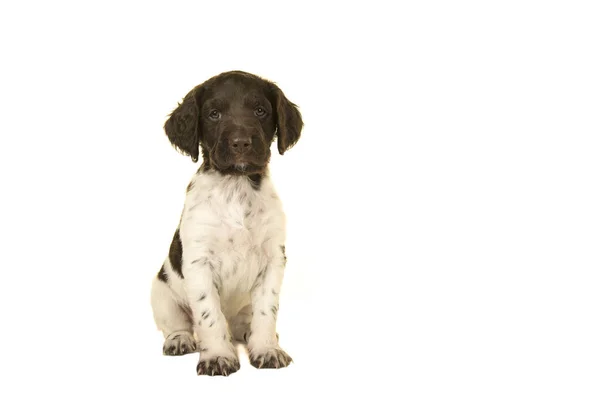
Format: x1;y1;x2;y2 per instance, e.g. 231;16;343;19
230;136;252;154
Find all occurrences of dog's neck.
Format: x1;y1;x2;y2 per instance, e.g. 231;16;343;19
197;160;265;191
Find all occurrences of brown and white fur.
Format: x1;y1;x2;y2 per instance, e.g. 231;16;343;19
150;71;303;376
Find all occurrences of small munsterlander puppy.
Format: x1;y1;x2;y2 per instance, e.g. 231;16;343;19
150;71;302;376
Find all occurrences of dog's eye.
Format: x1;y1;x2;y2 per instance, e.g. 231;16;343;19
254;107;266;117
208;110;221;121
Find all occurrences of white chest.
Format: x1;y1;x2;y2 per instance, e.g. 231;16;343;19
179;172;286;307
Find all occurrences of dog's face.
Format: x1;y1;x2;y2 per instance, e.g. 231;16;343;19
200;74;276;174
164;71;303;175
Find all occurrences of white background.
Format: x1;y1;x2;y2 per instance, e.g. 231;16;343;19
1;0;599;398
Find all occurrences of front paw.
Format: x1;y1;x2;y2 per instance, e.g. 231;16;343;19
249;347;293;369
196;354;240;376
163;331;196;356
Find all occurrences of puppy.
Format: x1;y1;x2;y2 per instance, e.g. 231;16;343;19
150;71;303;376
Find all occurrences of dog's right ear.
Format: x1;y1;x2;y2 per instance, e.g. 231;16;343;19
164;87;203;162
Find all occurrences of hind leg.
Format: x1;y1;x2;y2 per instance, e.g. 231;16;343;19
151;277;196;356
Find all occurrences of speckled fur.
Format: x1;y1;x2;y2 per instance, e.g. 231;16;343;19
150;70;301;376
151;168;291;375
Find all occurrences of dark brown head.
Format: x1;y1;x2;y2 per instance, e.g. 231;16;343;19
164;71;303;175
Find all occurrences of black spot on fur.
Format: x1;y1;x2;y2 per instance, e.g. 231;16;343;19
229;238;234;244
280;245;287;265
209;320;215;328
209;249;215;255
169;229;184;279
198;293;206;301
272;289;278;295
157;264;168;283
202;311;210;320
261;311;267;316
249;174;262;190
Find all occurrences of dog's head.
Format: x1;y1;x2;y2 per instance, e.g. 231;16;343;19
164;71;303;175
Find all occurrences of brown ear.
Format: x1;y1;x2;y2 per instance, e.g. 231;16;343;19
271;85;303;155
164;87;203;162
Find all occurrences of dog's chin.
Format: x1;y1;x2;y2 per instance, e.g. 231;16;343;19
211;158;266;175
232;162;265;174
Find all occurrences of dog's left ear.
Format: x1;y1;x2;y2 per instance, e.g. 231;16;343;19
270;84;303;155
